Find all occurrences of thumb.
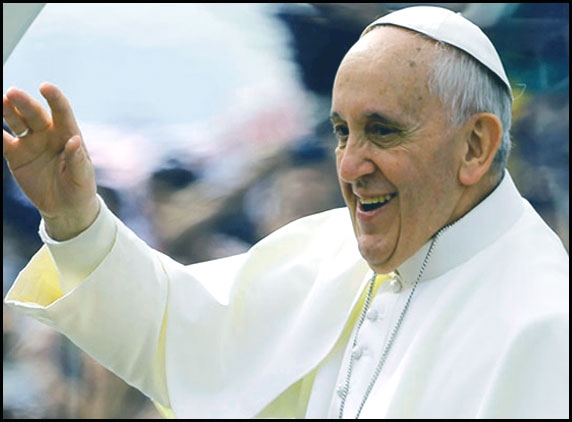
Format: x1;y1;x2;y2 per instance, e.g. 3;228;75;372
64;135;85;159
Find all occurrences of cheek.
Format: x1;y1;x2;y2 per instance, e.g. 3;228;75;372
389;152;447;205
400;154;459;219
335;148;342;172
335;151;350;195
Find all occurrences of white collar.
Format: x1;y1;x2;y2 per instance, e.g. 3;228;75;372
396;171;524;285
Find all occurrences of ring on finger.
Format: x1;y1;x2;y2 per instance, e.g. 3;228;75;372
16;128;30;138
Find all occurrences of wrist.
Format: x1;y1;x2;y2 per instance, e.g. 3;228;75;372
41;197;101;241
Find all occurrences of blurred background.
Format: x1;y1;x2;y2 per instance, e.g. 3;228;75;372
3;3;569;419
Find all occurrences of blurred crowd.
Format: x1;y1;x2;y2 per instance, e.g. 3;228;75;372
3;3;568;419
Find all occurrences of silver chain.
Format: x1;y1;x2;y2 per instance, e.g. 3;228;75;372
338;224;451;419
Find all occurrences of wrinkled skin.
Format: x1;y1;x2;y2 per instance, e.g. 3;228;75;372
3;83;99;240
331;27;491;274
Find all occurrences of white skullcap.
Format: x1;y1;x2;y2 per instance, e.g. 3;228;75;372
363;5;513;97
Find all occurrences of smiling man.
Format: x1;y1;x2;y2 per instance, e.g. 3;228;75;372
3;5;569;419
331;22;505;276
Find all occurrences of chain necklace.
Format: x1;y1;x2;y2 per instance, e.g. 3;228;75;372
338;224;451;419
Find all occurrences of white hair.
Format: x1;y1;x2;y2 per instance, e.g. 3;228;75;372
428;41;513;176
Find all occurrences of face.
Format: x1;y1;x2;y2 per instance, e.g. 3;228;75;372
331;27;468;274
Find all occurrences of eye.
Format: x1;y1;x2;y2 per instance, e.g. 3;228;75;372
366;122;403;148
368;123;396;137
332;124;349;145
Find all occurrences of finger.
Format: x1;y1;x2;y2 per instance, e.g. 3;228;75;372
3;94;30;136
3;128;18;155
4;87;51;132
39;82;81;134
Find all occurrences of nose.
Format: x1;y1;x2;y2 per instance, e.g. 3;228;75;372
337;138;377;184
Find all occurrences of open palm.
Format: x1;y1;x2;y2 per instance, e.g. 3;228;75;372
3;83;99;239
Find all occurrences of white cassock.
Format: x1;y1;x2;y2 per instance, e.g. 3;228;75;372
4;171;569;419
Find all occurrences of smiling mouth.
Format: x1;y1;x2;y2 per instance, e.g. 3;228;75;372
358;193;397;212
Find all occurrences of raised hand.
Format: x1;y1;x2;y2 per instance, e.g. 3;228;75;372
3;82;99;240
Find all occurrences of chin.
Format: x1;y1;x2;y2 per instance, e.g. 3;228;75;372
358;242;396;275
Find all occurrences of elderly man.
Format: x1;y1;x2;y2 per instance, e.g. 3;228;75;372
3;5;568;419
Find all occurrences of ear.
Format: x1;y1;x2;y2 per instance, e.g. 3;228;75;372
458;112;503;186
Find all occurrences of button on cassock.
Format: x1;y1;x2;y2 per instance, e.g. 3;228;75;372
366;309;378;321
351;346;363;360
389;275;402;293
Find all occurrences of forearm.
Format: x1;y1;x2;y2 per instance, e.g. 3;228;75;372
5;205;171;407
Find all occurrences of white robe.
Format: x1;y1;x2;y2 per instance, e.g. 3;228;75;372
4;171;569;419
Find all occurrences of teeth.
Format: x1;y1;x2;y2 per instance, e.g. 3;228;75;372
360;194;394;205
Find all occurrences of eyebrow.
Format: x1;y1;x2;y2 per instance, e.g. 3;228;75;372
329;111;343;122
329;111;403;128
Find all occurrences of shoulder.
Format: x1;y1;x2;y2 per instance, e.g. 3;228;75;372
498;198;568;279
481;202;569;326
245;207;362;272
255;207;355;248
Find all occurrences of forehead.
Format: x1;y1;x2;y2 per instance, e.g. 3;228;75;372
332;26;440;121
346;26;436;67
338;26;437;86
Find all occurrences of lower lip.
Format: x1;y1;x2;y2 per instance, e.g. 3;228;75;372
356;197;395;221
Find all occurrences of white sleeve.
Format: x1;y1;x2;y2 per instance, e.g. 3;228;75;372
39;195;117;294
